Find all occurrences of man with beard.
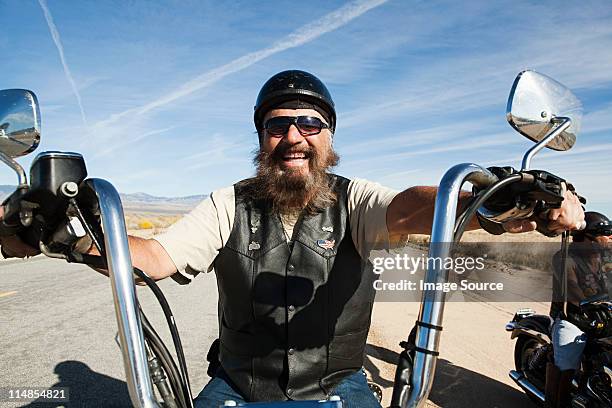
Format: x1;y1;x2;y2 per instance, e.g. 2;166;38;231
149;70;583;407
153;71;403;406
0;70;585;407
546;212;611;408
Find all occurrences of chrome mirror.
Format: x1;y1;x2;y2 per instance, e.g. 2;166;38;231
507;70;582;151
0;89;41;158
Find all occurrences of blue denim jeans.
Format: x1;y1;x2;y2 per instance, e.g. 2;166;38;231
552;318;587;371
194;368;382;408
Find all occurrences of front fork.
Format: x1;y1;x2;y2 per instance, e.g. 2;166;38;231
390;164;498;408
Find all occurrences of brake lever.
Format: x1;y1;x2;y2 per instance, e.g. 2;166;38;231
67;252;106;268
523;170;565;208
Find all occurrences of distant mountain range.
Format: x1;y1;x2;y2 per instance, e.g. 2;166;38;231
0;185;206;213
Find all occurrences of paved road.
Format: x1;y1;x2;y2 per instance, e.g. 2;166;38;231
0;257;217;407
0;257;539;407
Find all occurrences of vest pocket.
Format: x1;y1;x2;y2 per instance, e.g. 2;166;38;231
220;320;279;358
327;327;369;366
218;339;254;400
220;322;258;357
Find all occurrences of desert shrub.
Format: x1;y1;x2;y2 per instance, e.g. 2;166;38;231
138;219;154;229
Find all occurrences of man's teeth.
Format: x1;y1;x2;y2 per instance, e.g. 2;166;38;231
284;153;307;159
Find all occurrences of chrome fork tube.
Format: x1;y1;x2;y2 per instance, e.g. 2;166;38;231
90;179;160;408
403;164;497;408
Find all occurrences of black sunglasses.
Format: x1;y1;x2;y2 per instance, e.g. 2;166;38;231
263;116;329;137
585;227;612;238
586;221;612;237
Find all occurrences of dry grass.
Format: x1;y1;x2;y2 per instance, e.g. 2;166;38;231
124;212;183;237
392;230;564;271
400;230;560;244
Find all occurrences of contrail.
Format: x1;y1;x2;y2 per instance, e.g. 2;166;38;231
38;0;88;126
93;126;174;158
95;0;388;129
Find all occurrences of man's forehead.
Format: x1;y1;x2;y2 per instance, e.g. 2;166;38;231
263;108;325;121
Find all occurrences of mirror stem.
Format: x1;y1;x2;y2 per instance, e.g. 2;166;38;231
0;151;27;186
521;117;571;171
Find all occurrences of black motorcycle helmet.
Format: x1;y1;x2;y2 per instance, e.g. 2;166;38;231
572;211;612;241
254;70;336;140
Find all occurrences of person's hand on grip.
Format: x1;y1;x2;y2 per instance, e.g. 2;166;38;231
502;219;538;233
0;206;40;259
546;185;585;234
499;183;585;235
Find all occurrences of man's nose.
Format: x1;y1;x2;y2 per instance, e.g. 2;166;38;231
284;124;305;144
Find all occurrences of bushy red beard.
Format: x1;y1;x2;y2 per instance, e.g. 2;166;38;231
249;140;340;214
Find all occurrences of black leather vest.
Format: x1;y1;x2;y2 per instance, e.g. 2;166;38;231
570;249;608;299
213;175;376;401
554;248;608;317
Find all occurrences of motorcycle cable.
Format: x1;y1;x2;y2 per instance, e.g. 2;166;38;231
389;175;523;408
70;197;105;258
70;202;193;407
133;267;194;406
453;173;523;241
551;230;570;319
72;198;191;394
140;306;190;408
143;335;178;408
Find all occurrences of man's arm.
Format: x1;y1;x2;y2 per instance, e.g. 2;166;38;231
1;204;178;281
87;188;234;282
386;185;582;236
126;236;178;280
0;190;228;283
87;236;178;282
386;186;482;235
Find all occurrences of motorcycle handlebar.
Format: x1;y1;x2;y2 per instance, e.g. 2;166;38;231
86;178;161;408
398;163;497;408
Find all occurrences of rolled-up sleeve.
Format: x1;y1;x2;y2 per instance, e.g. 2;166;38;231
348;178;398;259
154;186;235;283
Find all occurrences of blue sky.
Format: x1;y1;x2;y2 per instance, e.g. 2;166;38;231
1;0;611;214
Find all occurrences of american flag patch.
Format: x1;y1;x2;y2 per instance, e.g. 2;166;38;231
316;239;335;249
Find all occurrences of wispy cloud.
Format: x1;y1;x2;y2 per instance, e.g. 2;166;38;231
339;81;504;130
3;112;34;126
110;168;160;186
38;0;88;126
6;0;610;206
184;133;252;172
481;142;612;167
345;133;519;168
362;168;423;187
339;118;500;156
581;103;612;134
339;10;612;131
92;0;389;131
92;126;175;158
